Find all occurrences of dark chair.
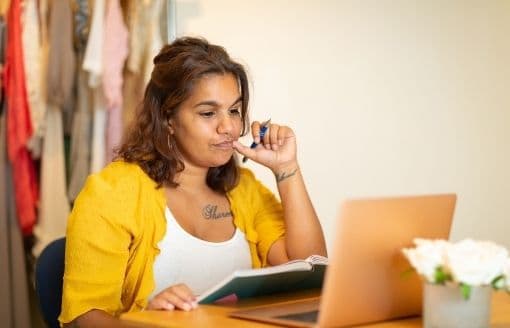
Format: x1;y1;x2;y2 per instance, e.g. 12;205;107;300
35;238;66;328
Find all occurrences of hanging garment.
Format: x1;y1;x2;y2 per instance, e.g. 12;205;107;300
0;17;5;109
68;65;93;201
83;0;107;172
33;104;71;257
45;0;76;133
35;0;50;141
4;0;38;235
83;0;105;88
68;1;92;201
0;1;9;16
121;69;144;129
0;105;32;328
122;0;145;129
105;104;122;162
142;0;164;87
33;0;75;256
90;89;107;173
21;0;46;158
74;0;90;53
123;0;164;129
102;0;128;162
102;0;128;110
126;0;145;75
125;0;163;79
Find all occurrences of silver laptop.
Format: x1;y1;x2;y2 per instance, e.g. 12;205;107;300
230;194;457;327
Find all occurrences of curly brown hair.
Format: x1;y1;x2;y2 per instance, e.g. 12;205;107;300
116;37;250;192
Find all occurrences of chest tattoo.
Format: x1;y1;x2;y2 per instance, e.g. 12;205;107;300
202;204;233;220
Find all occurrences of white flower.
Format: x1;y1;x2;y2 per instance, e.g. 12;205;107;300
402;238;449;282
445;239;508;286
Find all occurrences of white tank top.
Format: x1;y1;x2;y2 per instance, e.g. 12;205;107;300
150;207;252;299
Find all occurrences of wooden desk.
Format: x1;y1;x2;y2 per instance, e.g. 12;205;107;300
121;290;510;327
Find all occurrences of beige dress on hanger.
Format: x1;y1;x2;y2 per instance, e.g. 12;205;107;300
33;0;73;257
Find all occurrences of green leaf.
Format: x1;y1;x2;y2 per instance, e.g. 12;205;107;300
460;283;472;300
491;275;505;290
434;266;452;284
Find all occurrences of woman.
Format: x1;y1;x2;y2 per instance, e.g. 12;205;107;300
60;37;326;327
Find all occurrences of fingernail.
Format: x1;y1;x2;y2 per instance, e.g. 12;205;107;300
191;301;198;309
182;303;191;311
166;303;175;311
279;140;283;146
272;144;278;150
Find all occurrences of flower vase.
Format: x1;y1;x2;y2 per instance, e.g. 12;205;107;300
423;283;492;328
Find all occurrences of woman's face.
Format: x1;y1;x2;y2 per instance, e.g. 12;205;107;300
169;73;243;169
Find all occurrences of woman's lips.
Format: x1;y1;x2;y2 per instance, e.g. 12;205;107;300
213;141;234;149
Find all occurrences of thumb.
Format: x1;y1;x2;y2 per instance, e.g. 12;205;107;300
233;141;257;159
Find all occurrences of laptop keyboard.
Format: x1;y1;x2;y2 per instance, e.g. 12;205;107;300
275;310;319;323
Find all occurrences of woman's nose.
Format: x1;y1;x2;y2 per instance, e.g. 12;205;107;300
217;115;234;135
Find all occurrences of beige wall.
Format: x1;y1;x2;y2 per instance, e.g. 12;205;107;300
174;0;510;250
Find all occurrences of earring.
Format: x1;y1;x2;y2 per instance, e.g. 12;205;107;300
167;134;173;150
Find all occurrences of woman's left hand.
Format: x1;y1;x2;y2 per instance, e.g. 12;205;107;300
233;121;297;172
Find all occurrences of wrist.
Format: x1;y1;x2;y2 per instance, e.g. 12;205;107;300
272;162;299;183
271;161;299;174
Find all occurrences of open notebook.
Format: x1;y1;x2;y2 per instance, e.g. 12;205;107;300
198;255;328;304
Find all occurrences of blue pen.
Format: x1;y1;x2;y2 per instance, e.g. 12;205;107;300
242;118;271;163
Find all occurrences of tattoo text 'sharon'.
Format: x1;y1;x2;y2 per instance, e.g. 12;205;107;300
202;204;233;220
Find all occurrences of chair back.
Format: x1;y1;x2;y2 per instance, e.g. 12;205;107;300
35;238;66;328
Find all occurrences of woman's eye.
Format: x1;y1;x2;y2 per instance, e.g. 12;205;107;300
229;108;241;115
200;112;214;117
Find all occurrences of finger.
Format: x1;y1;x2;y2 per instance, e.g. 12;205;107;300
262;124;271;149
277;126;288;146
170;284;197;303
233;141;258;159
147;297;175;311
251;121;261;143
162;292;196;311
269;124;279;150
162;284;197;310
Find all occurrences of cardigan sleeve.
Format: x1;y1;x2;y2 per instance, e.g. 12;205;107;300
253;184;285;267
238;169;285;267
58;172;133;324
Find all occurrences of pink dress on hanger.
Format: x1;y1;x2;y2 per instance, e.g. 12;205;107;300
102;0;128;162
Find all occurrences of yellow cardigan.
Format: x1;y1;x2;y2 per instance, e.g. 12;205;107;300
59;161;285;324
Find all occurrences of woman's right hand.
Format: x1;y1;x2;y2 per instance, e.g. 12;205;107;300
146;283;198;311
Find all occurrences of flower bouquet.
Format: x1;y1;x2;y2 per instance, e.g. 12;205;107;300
402;238;510;327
